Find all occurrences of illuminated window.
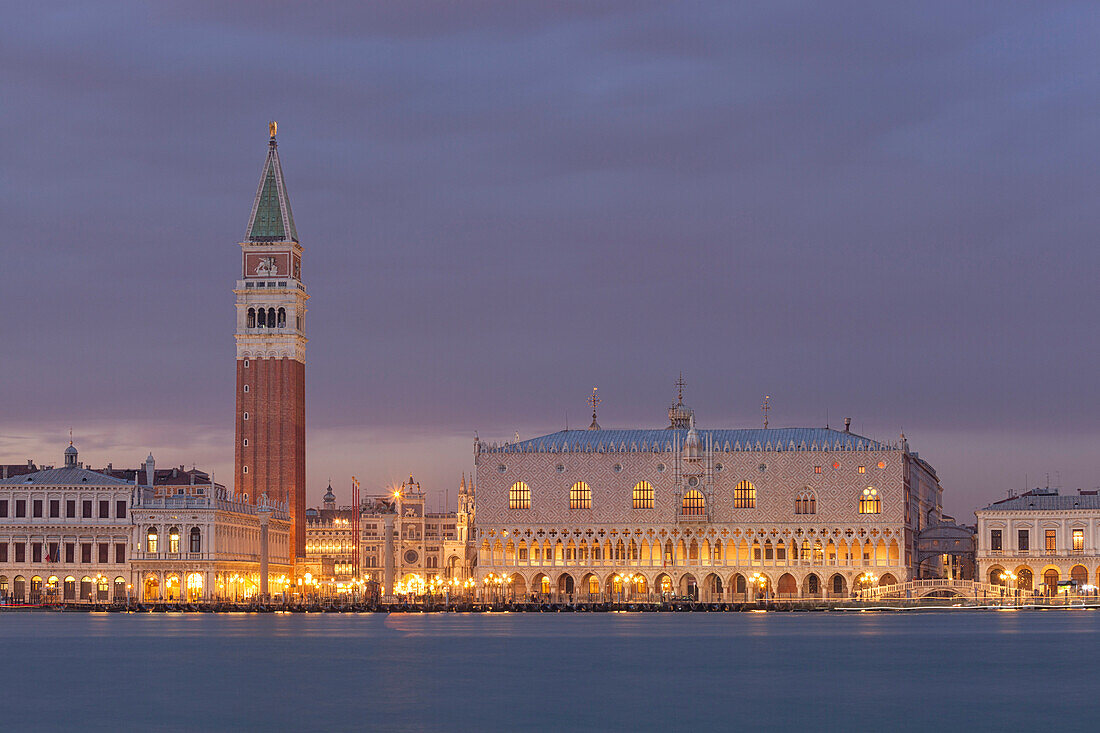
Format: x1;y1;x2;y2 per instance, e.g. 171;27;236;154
734;481;756;509
632;481;654;509
146;528;158;553
1045;530;1056;551
858;466;866;474
1073;529;1084;551
681;489;705;516
569;482;591;510
814;466;822;474
509;481;530;510
795;491;816;515
169;528;180;554
858;488;880;514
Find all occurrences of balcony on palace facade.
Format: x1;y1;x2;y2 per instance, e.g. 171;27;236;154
132;551;262;562
980;550;1098;560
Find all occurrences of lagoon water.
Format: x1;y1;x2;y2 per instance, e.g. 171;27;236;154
3;610;1098;731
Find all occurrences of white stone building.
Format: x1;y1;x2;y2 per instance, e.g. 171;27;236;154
129;478;292;603
473;392;945;602
976;488;1100;597
0;444;134;604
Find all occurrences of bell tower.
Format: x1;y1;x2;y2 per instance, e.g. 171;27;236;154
234;122;308;562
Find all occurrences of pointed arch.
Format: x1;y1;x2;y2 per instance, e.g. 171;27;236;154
795;489;816;514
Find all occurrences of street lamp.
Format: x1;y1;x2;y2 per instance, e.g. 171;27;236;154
750;572;767;602
858;572;878;601
999;571;1018;605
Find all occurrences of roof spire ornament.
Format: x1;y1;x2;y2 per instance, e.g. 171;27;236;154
587;387;601;431
667;374;692;429
762;395;771;429
269;120;277;139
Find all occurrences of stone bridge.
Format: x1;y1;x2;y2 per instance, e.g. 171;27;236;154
868;578;1015;600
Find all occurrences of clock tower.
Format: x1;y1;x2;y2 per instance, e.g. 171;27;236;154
234;123;308;562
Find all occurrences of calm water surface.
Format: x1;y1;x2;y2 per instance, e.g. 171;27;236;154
2;610;1098;731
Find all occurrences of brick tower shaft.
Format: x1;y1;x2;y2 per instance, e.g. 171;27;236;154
233;123;308;562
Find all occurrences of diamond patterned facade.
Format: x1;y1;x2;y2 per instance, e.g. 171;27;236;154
473;400;945;601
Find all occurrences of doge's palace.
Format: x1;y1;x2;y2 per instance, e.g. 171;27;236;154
473;388;944;601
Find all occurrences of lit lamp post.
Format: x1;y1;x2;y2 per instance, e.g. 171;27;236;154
750;572;767;602
999;571;1018;606
92;574;106;607
858;572;878;601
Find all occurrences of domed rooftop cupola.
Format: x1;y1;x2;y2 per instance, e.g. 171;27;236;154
322;483;336;509
667;373;693;429
64;441;79;467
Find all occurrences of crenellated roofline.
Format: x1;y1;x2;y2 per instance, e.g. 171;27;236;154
477;427;901;454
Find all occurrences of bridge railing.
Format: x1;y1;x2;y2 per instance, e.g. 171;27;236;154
868;579;1014;600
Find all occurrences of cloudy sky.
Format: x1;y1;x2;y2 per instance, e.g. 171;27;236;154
3;2;1098;517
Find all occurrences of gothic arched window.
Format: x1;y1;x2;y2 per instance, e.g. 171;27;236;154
256;308;266;328
734;481;756;508
277;308;286;327
795;490;816;514
509;481;530;510
681;489;705;516
859;487;881;514
247;308;256;328
267;308;276;327
569;481;591;510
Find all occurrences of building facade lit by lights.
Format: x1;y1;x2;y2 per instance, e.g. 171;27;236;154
976;488;1100;597
303;476;472;596
472;384;945;601
0;443;134;604
127;454;293;603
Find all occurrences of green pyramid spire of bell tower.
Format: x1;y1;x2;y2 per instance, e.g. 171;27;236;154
246;121;298;243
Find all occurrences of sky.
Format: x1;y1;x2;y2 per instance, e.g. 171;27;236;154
3;2;1099;518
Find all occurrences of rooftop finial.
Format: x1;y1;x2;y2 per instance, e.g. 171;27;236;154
587;387;601;430
269;120;277;139
675;372;685;404
762;395;771;429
